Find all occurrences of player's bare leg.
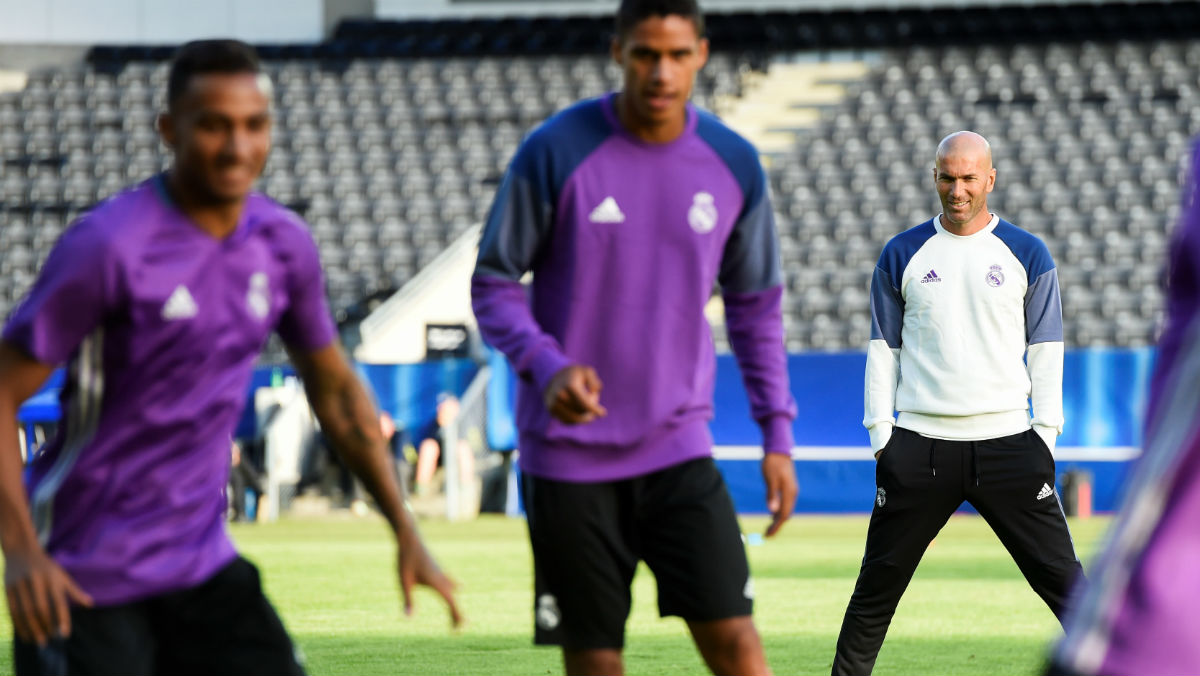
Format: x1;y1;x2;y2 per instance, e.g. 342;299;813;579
564;648;623;676
415;438;441;493
687;616;770;676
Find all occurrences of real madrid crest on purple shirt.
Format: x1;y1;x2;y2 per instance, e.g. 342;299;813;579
688;191;718;233
986;264;1005;287
247;271;271;319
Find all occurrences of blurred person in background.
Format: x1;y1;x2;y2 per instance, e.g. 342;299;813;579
1048;142;1200;676
228;440;263;523
414;393;475;498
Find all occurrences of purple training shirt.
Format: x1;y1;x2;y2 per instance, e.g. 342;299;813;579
471;94;795;482
3;175;336;605
1053;141;1200;674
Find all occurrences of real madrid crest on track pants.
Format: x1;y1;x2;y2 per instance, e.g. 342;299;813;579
831;427;1085;676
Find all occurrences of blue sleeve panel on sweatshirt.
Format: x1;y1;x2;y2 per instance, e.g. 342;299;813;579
694;110;781;294
992;220;1065;344
475;98;613;281
870;220;937;347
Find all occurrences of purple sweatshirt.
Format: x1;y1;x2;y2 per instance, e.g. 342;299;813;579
1053;141;1200;675
3;175;336;605
471;94;795;482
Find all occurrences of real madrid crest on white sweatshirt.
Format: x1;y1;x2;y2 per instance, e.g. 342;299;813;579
864;214;1065;453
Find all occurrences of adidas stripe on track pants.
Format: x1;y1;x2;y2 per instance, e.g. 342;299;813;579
831;427;1085;676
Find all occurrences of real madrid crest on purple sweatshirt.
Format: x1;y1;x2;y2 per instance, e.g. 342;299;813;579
471;93;796;482
3;175;336;604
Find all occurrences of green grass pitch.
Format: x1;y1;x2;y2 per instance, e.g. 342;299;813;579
0;514;1108;675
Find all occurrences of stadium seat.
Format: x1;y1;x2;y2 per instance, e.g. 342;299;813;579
1;10;1193;358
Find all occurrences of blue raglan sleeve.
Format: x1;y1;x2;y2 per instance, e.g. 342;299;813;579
1021;235;1065;445
471;132;573;393
864;241;904;452
994;221;1065;447
713;139;796;455
1024;244;1064;345
869;254;905;349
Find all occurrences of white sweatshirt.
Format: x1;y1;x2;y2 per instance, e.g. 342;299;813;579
864;214;1065;452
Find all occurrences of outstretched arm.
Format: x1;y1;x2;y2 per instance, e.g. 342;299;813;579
288;341;462;627
0;342;93;646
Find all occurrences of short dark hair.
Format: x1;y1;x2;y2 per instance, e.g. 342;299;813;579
615;0;705;41
167;39;261;109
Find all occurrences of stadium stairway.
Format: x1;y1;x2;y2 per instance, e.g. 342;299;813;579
354;224;480;364
715;60;872;155
708;58;872;347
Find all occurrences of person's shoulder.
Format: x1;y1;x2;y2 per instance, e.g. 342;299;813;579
244;193;322;266
693;107;768;207
694;107;760;166
991;219;1056;275
992;219;1048;245
245;192;311;236
881;219;938;258
519;96;612;158
508;96;614;194
59;179;161;255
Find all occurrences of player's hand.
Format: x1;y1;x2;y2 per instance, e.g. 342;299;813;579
543;365;607;424
397;531;463;629
761;452;798;537
4;546;93;645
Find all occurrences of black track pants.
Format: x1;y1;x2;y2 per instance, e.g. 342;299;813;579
831;427;1085;676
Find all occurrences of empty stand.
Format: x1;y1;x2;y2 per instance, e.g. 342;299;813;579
1;5;1195;355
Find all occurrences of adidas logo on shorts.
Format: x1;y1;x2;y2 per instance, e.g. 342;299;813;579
1036;483;1054;500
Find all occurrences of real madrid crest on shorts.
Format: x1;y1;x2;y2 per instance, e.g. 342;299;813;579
247;272;270;320
536;593;561;630
986;264;1005;287
688;191;718;234
875;487;887;508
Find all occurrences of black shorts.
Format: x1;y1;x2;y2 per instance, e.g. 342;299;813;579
13;557;304;676
522;457;753;650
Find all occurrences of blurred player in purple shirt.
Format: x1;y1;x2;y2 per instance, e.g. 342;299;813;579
1049;141;1200;675
471;1;798;674
0;40;459;676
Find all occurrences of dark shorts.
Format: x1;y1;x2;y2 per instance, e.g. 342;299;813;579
522;457;753;650
14;557;304;676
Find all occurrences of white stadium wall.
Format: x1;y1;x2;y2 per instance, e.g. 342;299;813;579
374;0;1151;20
0;0;325;44
1;0;1163;43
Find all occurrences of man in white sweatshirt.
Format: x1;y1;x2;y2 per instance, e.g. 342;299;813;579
831;131;1084;676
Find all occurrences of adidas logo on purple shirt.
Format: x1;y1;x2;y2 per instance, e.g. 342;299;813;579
921;270;942;283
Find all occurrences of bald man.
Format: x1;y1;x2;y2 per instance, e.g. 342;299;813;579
830;132;1084;675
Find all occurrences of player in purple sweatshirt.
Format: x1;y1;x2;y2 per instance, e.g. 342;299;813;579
0;40;459;676
1049;142;1200;675
470;2;798;674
